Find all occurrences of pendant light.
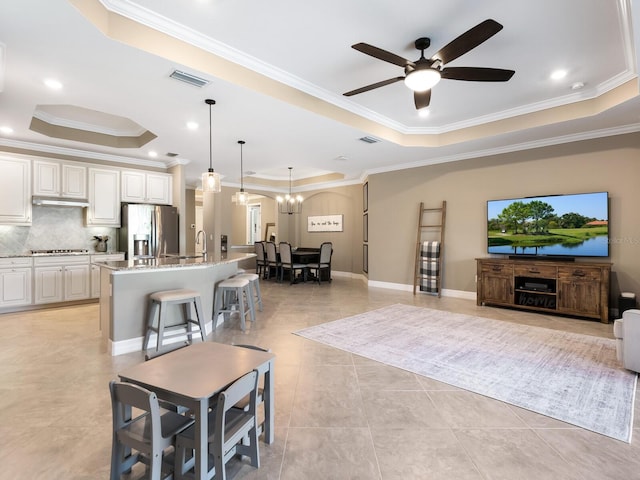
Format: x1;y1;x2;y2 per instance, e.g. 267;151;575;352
276;167;303;215
232;140;249;205
201;98;221;193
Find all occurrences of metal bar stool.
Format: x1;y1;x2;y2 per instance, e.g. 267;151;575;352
213;276;255;331
234;272;263;312
143;289;206;353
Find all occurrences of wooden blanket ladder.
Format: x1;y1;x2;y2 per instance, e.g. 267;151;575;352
413;201;446;296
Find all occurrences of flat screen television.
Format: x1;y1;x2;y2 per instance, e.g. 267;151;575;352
487;192;609;258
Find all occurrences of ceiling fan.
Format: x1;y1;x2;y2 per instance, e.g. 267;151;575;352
343;19;515;110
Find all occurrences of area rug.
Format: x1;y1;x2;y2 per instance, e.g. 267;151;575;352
295;304;637;442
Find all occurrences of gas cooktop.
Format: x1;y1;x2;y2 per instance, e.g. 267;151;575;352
31;249;89;255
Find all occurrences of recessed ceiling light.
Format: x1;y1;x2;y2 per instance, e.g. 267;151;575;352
0;126;14;134
43;78;63;90
148;151;158;158
550;70;567;81
418;108;430;118
571;82;585;90
186;121;199;130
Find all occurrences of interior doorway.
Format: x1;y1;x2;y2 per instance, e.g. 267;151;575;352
247;204;261;244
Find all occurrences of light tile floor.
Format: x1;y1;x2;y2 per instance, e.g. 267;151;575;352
1;276;639;480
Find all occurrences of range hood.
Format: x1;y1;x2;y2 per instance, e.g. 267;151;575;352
32;196;90;208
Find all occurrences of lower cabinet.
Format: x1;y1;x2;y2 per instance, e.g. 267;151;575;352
90;254;125;298
34;256;90;304
0;257;33;307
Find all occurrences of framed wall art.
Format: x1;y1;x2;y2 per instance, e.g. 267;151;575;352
307;214;343;232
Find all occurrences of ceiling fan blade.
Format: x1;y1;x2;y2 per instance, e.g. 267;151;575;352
431;19;503;65
441;67;515;82
414;90;431;109
352;43;413;67
343;77;404;96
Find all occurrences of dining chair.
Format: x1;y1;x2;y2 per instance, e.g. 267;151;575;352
232;344;271;438
279;242;308;284
174;370;261;480
109;380;194;480
306;241;333;284
264;241;280;280
254;241;268;279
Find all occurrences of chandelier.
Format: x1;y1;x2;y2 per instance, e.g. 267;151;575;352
232;140;249;205
276;167;303;215
201;98;221;193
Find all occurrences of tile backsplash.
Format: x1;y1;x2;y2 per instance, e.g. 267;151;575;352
0;206;117;254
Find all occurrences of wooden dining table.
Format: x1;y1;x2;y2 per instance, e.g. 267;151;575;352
118;342;275;480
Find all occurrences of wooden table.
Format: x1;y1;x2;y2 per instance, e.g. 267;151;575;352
118;342;275;479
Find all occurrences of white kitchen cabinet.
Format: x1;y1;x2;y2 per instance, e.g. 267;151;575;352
34;255;91;304
0;155;31;225
121;169;172;205
34;265;63;304
86;167;120;226
33;159;87;199
61;163;87;198
33;160;59;196
64;264;90;301
90;253;124;298
0;257;33;307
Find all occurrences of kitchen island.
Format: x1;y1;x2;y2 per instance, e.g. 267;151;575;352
96;252;255;355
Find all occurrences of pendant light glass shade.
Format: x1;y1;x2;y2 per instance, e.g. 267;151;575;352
232;140;249;205
201;99;221;193
277;167;303;214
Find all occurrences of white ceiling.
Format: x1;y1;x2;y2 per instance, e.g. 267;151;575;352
0;0;638;190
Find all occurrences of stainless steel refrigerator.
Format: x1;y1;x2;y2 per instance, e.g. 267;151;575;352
119;203;179;260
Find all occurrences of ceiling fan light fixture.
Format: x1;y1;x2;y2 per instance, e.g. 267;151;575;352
404;68;441;92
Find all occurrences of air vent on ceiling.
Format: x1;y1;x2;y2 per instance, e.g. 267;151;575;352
359;136;379;144
169;70;210;88
166;152;179;157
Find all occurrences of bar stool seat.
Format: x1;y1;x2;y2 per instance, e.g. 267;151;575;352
234;272;263;312
143;288;206;353
213;277;255;331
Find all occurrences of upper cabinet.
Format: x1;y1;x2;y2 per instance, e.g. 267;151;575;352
33;159;87;198
85;167;120;227
0;156;31;225
121;169;172;205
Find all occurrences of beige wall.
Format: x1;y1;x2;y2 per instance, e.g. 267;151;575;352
369;132;640;303
217;183;362;275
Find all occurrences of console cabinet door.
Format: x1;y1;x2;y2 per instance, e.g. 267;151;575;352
557;266;602;317
479;262;513;305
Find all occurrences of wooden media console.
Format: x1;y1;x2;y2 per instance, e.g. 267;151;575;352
476;258;611;323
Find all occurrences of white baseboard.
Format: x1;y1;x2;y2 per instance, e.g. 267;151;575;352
367;279;475;300
110;320;214;356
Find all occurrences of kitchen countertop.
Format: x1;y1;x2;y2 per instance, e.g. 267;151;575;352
0;251;124;258
96;251;255;273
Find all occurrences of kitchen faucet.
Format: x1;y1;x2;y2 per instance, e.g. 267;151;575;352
196;230;207;255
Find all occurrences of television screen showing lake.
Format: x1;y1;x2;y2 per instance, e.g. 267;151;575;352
487;192;609;257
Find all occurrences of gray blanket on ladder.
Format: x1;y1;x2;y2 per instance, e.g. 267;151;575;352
419;241;440;293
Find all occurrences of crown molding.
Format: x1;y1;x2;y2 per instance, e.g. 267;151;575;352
365;123;640;177
0;137;172;168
